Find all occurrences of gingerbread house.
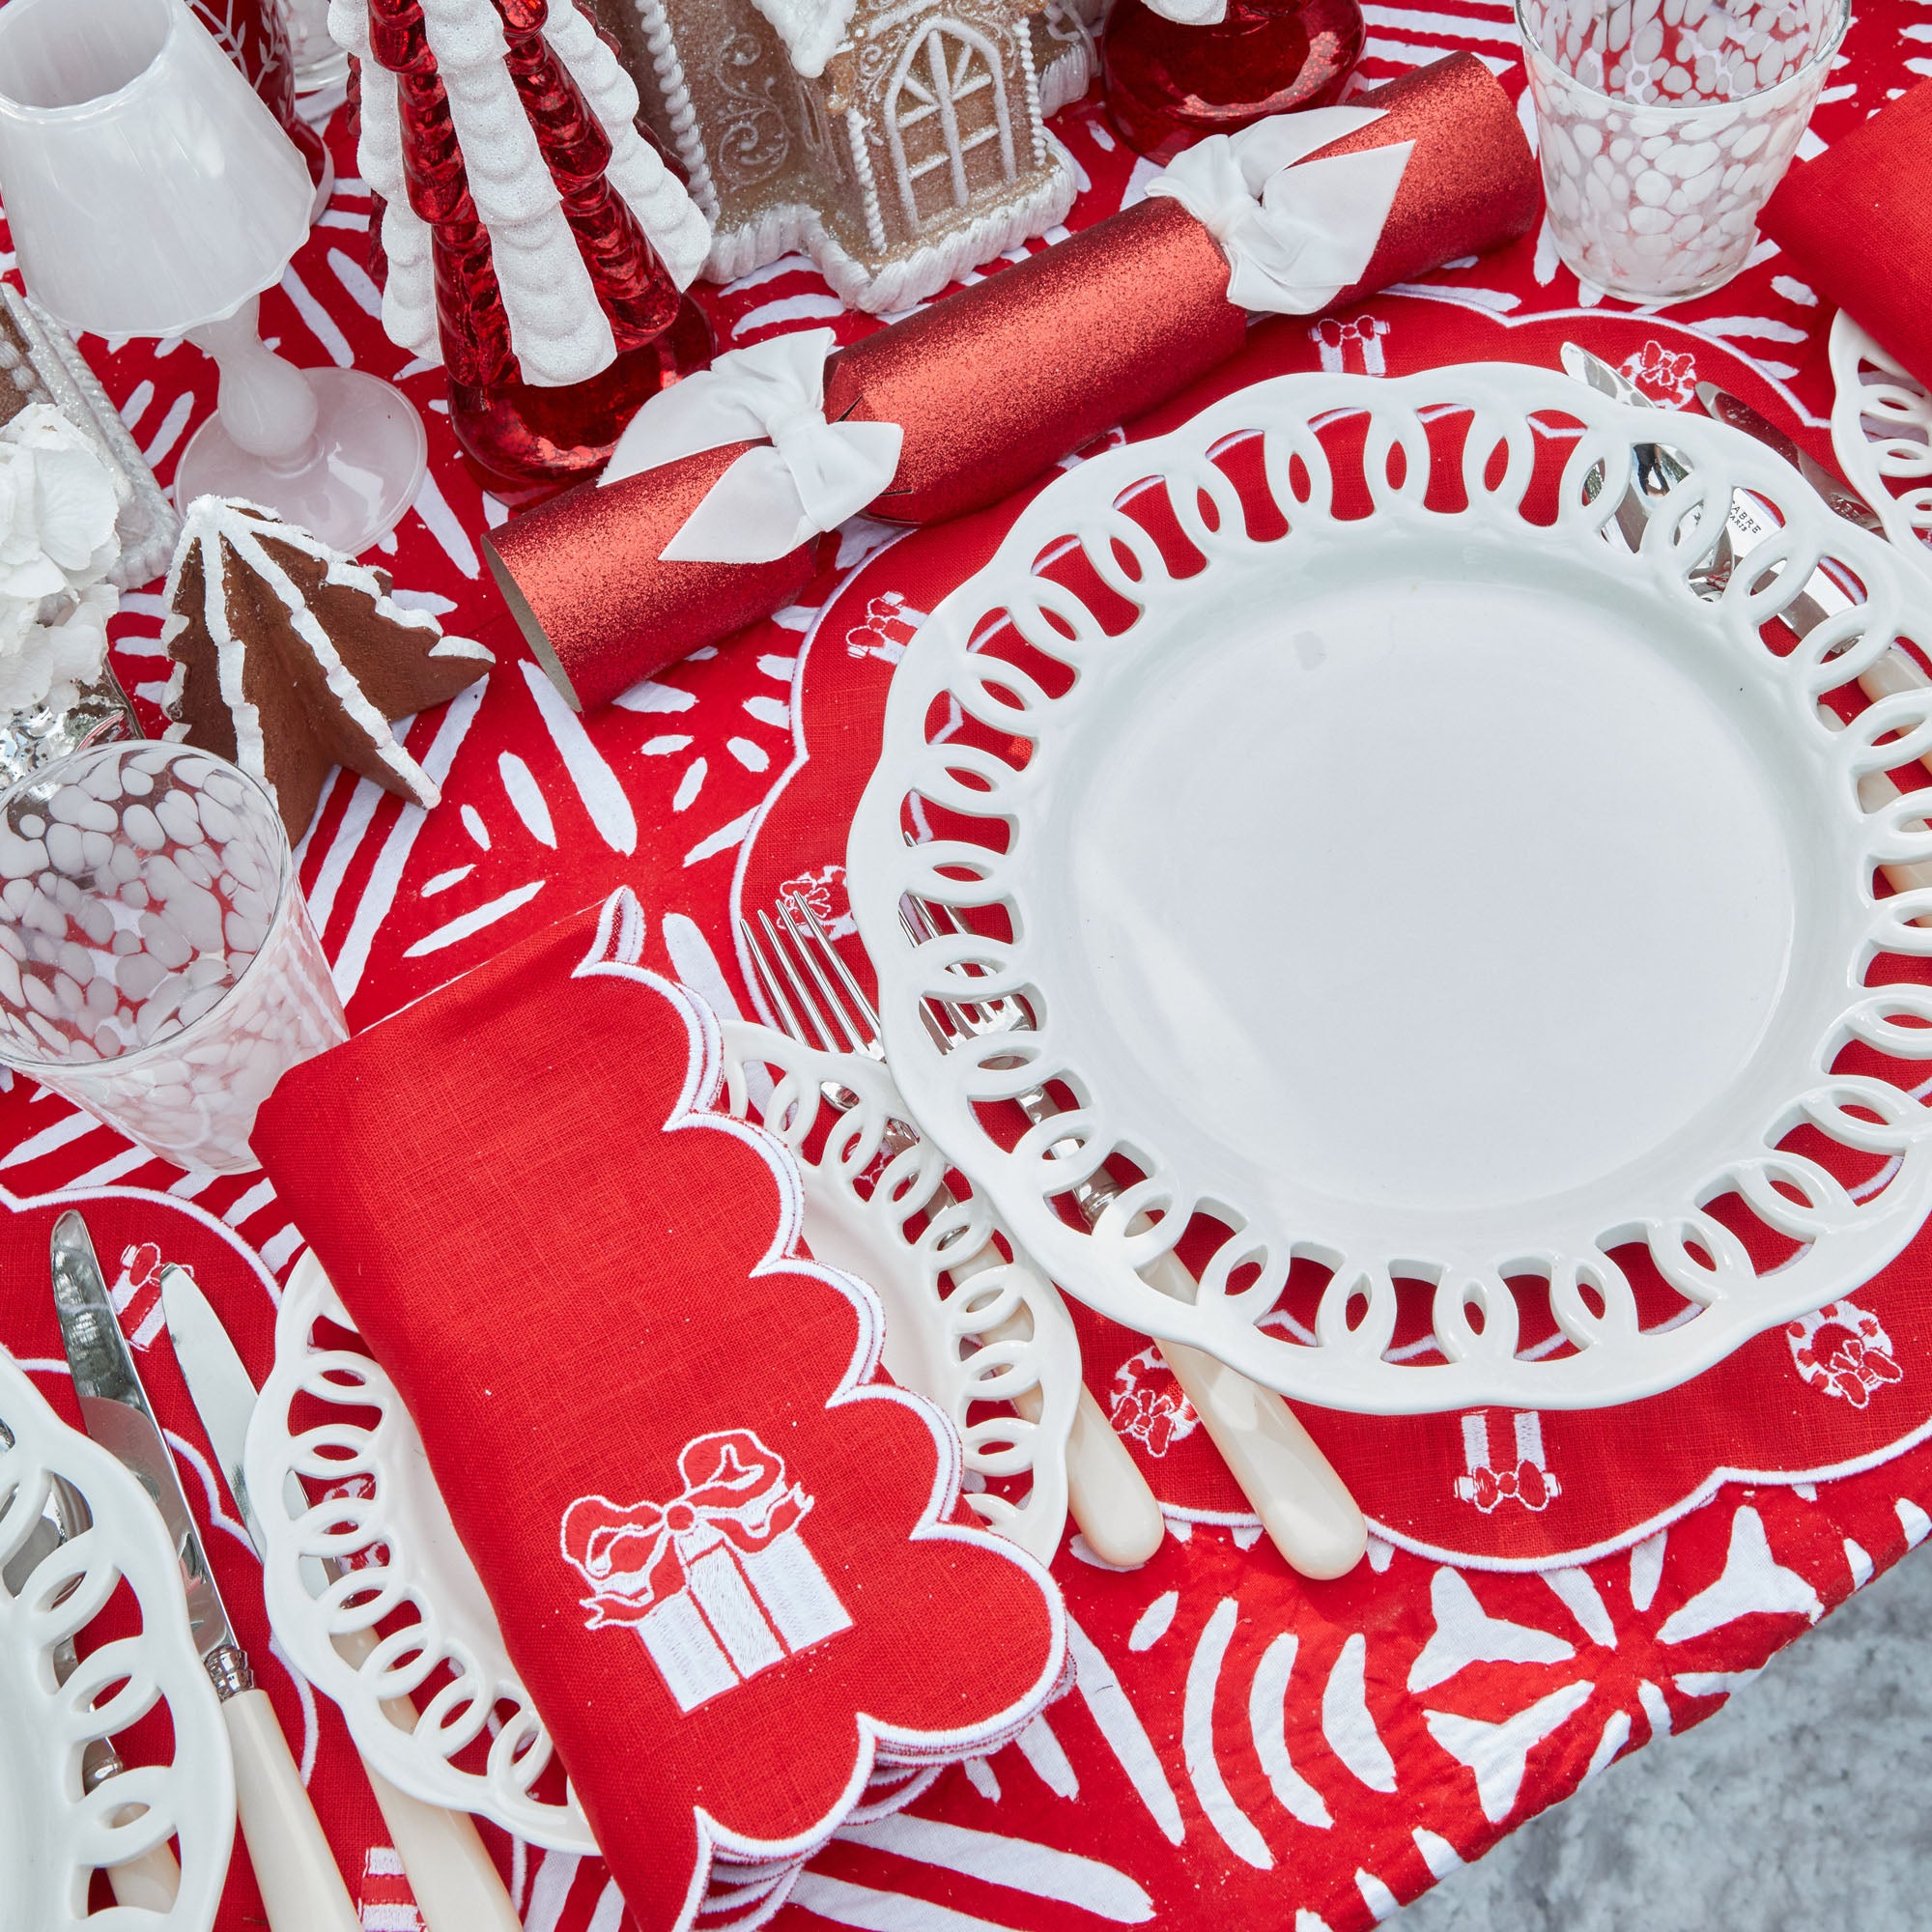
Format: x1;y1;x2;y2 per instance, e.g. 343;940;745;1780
589;0;1097;313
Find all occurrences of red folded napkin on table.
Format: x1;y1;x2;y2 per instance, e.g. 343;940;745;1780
251;889;1065;1932
1760;79;1932;389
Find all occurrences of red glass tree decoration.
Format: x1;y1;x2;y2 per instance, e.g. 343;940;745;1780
1103;0;1368;164
345;0;714;501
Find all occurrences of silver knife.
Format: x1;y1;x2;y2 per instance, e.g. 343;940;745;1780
50;1210;360;1932
161;1263;521;1932
1694;380;1885;534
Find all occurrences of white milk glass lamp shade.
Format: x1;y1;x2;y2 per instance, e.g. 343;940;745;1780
0;0;313;337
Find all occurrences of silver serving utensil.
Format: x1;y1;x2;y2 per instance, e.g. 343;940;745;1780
1560;342;1698;546
1694;381;1885;534
891;894;1366;1580
160;1264;520;1932
50;1209;359;1932
0;1460;182;1910
743;896;1166;1569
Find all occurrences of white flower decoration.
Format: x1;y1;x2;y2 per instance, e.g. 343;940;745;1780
0;406;123;712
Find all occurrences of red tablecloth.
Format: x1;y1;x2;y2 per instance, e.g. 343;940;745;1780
4;7;1932;1929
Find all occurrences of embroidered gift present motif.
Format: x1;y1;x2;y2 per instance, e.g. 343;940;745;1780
1454;1409;1561;1513
560;1428;852;1712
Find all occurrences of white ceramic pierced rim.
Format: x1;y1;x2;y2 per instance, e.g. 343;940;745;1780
721;1020;1079;1567
847;363;1932;1416
1830;309;1932;564
0;1350;233;1932
248;1225;1031;1847
247;1251;595;1850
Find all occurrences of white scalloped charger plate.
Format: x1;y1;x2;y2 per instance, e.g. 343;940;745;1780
848;363;1932;1415
1830;309;1932;563
0;1350;233;1932
247;1024;1056;1835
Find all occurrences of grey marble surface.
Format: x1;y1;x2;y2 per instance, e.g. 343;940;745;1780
1396;1539;1932;1931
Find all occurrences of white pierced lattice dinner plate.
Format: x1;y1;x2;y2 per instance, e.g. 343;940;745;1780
1830;309;1932;564
848;363;1932;1415
0;1350;233;1932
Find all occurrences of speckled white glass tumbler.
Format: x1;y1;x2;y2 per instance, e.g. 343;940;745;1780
1518;0;1848;301
0;744;347;1172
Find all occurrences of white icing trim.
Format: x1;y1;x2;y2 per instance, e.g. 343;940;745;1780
703;139;1075;314
626;0;719;221
1014;14;1046;169
541;0;712;291
330;0;441;364
161;498;492;817
845;105;890;258
426;0;615;388
1034;33;1094;121
339;0;710;384
746;0;859;79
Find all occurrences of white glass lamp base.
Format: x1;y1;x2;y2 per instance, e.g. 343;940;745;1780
174;366;427;555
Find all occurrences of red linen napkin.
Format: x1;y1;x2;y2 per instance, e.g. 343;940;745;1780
250;889;1065;1932
1760;80;1932;389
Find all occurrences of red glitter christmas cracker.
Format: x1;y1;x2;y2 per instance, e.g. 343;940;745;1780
487;53;1536;710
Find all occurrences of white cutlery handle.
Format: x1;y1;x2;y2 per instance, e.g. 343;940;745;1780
1012;1375;1165;1567
104;1833;182;1912
222;1685;361;1932
360;1765;520;1932
327;1623;522;1932
1141;1254;1365;1577
954;1229;1165;1567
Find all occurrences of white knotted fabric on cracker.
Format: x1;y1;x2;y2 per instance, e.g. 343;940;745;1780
601;327;904;564
1148;108;1415;316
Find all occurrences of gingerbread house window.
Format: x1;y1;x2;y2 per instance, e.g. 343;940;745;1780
885;20;1015;230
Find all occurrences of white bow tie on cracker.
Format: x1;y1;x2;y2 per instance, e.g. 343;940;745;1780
1148;108;1415;316
601;327;903;564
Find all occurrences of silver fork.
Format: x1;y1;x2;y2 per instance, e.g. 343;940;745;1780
741;894;1166;1568
901;898;1367;1580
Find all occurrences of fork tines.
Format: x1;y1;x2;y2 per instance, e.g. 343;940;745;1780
740;892;887;1062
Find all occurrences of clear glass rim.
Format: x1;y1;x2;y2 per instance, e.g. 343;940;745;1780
0;743;298;1076
1515;0;1853;118
0;0;179;127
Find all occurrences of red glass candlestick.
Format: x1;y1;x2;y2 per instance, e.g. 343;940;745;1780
450;296;714;505
1103;0;1368;164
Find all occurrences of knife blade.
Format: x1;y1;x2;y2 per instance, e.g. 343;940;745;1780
51;1211;241;1672
161;1260;523;1932
159;1263;269;1554
52;1211;361;1932
1694;380;1885;534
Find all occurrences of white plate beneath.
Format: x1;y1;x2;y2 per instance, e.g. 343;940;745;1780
0;1350;233;1932
1830;309;1932;563
247;1022;1062;1838
848;363;1932;1413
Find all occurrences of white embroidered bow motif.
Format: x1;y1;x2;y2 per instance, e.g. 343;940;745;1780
1148;107;1415;316
601;327;903;564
